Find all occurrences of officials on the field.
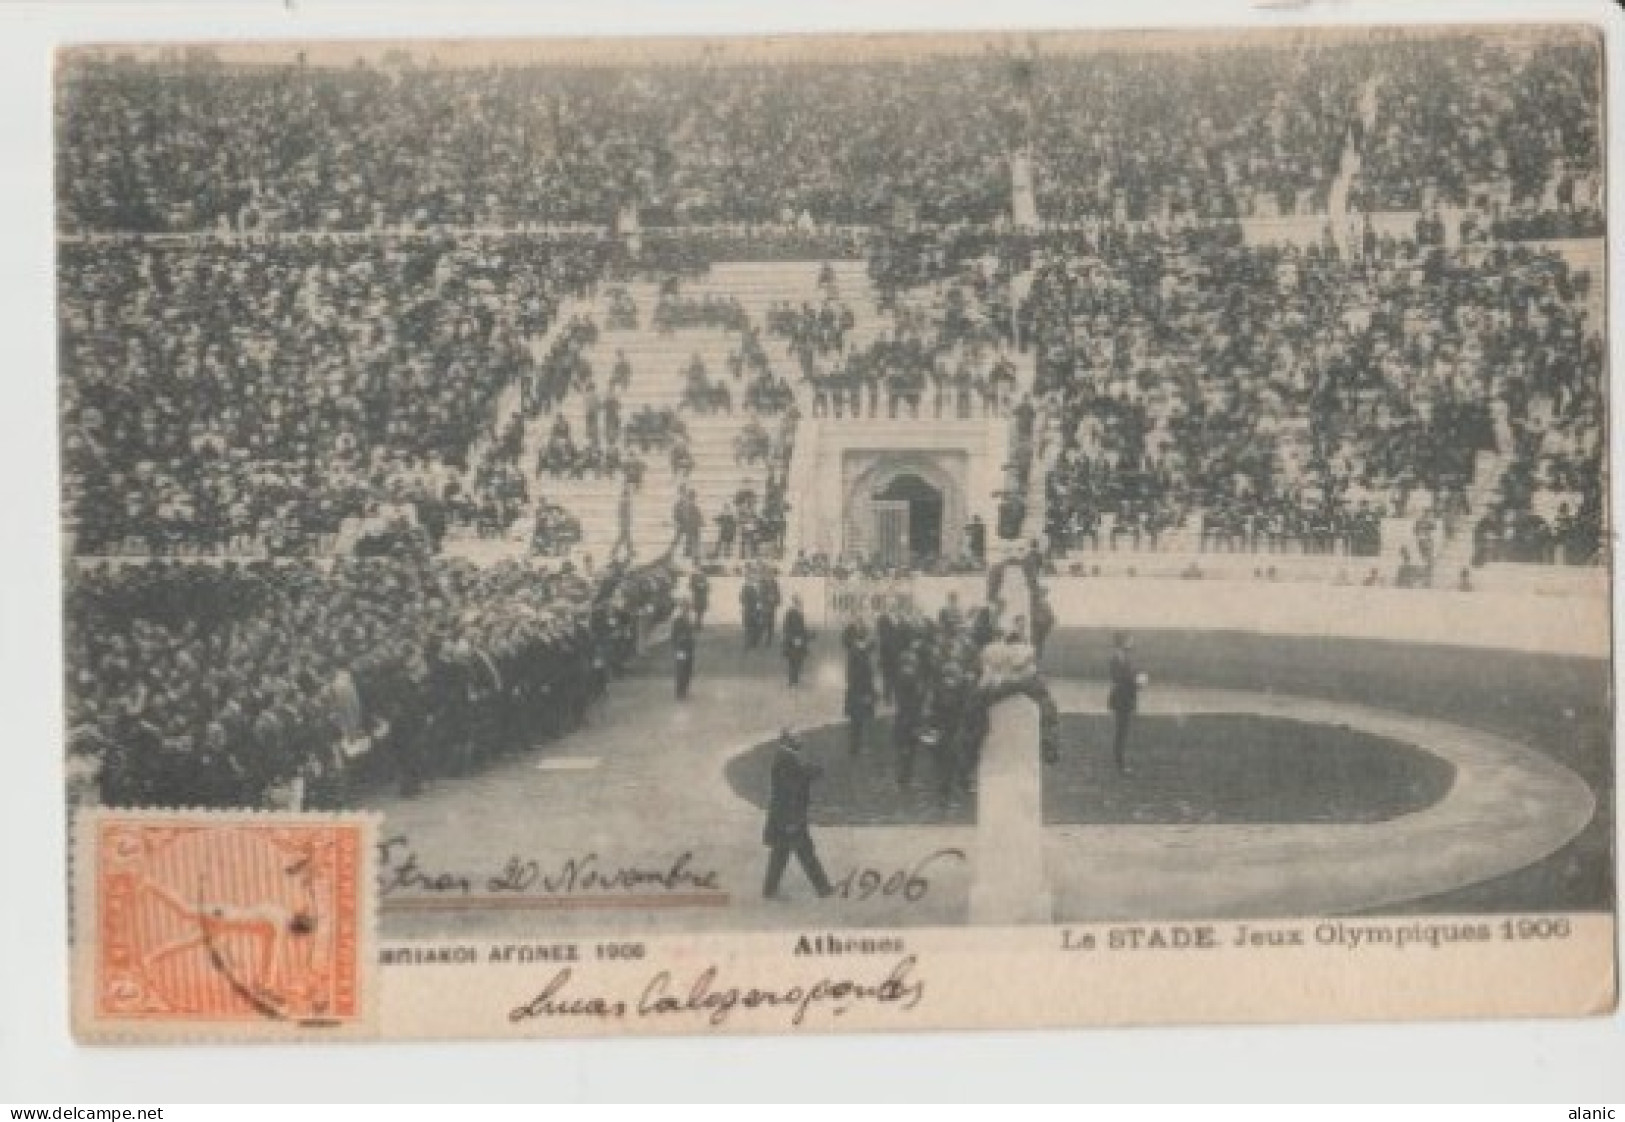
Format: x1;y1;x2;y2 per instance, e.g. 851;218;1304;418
672;599;697;700
843;619;878;756
762;727;833;899
1109;630;1140;773
760;569;781;645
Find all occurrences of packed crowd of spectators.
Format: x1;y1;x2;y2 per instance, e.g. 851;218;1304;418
58;51;1008;231
844;597;1025;804
1032;43;1358;223
58;30;1605;578
1350;36;1601;215
1024;220;1604;567
741;369;798;416
59;33;1598;236
65;556;677;809
62;235;607;555
681;354;735;415
790;259;1026;425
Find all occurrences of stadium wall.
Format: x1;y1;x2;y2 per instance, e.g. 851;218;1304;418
704;572;1609;658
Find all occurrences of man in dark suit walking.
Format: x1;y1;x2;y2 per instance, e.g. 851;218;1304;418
763;728;833;899
1109;631;1140;774
781;593;811;687
672;600;697;701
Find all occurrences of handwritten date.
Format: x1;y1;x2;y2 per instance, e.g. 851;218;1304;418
830;848;966;902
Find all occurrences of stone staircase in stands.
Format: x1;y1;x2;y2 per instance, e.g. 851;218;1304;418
453;256;1045;565
522;260;884;562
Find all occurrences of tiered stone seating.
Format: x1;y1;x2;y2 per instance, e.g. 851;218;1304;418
519;260;884;561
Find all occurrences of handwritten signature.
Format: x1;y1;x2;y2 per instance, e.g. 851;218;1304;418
377;836;722;898
509;956;926;1027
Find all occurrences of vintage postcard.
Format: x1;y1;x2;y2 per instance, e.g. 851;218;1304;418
57;24;1614;1040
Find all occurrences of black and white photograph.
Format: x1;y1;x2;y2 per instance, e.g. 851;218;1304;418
49;23;1615;1039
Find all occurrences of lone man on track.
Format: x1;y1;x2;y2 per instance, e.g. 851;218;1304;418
762;728;833;900
1109;631;1141;774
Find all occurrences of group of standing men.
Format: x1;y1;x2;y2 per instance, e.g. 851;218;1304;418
839;594;1006;806
667;565;794;700
738;567;784;650
660;569;1146;900
758;595;1004;901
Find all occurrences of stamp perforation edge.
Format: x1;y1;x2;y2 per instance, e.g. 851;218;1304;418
72;807;382;1043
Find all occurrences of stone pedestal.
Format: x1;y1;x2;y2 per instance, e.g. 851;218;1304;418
993;565;1032;634
969;696;1053;924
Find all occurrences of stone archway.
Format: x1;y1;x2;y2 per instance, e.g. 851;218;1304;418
843;453;967;563
875;473;945;564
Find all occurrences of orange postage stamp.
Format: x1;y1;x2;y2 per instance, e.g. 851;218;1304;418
75;811;377;1040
